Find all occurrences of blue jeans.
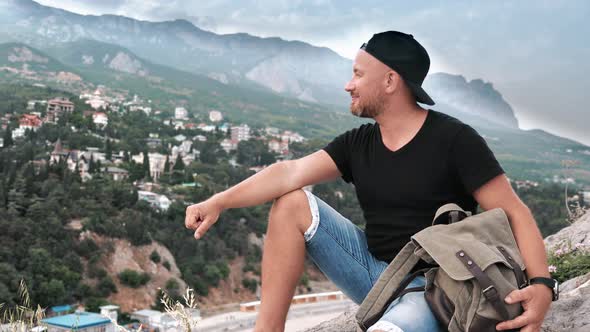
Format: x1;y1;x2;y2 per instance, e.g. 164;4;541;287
302;190;443;332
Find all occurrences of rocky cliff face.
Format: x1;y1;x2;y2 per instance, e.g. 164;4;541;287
80;231;187;313
304;210;590;331
423;73;520;129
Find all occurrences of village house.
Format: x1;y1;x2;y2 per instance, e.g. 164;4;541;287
175;107;188;120
209;110;223;122
92;112;108;128
131;152;167;181
193;134;207;142
220;138;238;153
103;166;129;181
231;124;251;142
137;190;171;211
197;123;216;133
19;114;42;131
46;97;74;123
82;89;109;110
268;139;289;155
281;130;305;143
27;99;47;110
41;312;115;332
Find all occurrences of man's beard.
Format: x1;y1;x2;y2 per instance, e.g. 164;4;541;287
350;92;385;118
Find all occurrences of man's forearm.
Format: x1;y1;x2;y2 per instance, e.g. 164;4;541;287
508;207;551;278
210;161;299;210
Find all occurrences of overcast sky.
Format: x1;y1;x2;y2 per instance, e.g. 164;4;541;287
35;0;590;145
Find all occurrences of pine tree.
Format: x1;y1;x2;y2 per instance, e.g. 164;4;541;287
88;155;96;174
173;154;185;171
105;139;112;161
163;155;170;173
142;150;151;180
3;125;13;148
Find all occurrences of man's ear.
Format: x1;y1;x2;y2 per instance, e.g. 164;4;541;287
384;71;400;94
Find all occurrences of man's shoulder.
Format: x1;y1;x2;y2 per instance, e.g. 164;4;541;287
428;109;471;138
429;109;467;128
338;122;377;139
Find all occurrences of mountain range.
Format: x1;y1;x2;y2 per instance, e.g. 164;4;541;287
0;0;589;184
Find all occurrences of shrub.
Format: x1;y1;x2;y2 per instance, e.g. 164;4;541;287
150;250;161;263
118;269;150;288
242;278;258;293
165;278;179;291
548;242;590;283
163;260;171;271
96;276;118;297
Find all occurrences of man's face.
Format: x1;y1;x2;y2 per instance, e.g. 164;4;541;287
344;50;387;118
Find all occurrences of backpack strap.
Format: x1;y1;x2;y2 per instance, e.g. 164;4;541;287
497;246;528;289
356;241;422;331
456;250;510;320
432;203;472;225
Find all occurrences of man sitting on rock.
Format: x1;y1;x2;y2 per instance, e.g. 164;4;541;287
184;31;553;332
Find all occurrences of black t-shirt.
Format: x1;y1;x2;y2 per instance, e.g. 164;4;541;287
323;110;504;263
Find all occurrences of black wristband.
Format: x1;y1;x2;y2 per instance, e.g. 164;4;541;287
529;277;559;301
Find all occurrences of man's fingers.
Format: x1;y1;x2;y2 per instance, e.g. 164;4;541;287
505;287;530;304
496;313;532;331
185;206;201;229
194;218;214;239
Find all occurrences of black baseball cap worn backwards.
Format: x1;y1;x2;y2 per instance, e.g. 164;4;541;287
361;31;435;105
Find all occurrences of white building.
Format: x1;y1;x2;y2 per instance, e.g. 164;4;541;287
99;305;119;322
92;112;108;128
231;124;251;142
174;134;187;142
11;127;25;139
281;131;305;143
175;107;188;120
138;191;171;211
132;152;167;181
197;123;216;132
268;139;288;154
130;309;199;331
193;135;207;142
85;89;109;110
221;139;238;153
209;110;223;122
103;167;129;181
178;140;193;155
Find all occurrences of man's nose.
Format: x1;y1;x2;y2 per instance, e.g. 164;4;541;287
344;80;354;92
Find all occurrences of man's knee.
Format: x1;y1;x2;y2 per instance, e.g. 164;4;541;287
270;189;312;234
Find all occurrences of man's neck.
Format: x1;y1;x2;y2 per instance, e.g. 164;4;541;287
374;104;429;152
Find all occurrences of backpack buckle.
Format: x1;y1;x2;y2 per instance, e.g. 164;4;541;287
482;285;499;300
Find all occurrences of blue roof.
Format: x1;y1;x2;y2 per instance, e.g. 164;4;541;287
42;312;111;329
50;305;72;313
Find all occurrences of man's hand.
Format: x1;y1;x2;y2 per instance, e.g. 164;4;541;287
185;197;223;240
496;284;553;332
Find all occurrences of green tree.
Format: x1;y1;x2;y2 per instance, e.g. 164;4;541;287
3;125;13;148
173;154;184;171
105;139;112;161
150;250;161;263
142;150;150;180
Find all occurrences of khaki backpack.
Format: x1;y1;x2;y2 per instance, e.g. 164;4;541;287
356;204;527;332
